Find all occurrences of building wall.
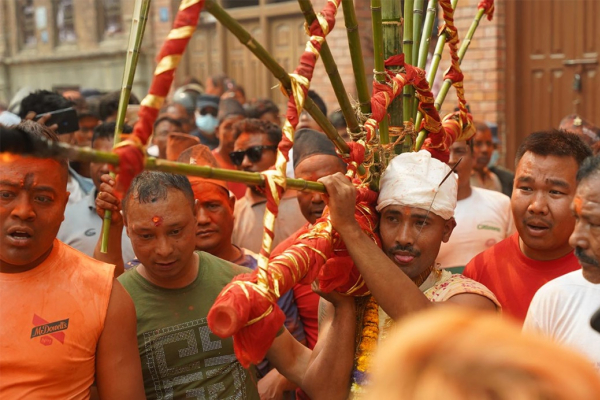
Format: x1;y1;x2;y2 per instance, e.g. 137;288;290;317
1;0;508;164
0;0;156;103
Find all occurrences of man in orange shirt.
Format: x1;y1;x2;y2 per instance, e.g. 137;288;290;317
463;130;593;323
0;122;144;399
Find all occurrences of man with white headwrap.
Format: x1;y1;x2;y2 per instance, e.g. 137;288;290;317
319;150;500;326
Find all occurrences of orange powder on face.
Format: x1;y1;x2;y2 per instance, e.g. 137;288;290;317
190;181;232;212
573;197;583;215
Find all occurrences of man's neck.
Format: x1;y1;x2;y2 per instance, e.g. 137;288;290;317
0;245;54;274
210;244;243;264
474;167;489;180
518;237;573;261
457;184;472;201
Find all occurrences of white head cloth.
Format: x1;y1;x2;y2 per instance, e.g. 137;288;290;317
376;150;457;220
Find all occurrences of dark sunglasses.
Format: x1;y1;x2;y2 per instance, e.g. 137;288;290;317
229;145;278;166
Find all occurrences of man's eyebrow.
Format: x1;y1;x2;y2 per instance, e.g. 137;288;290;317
0;180;19;187
33;186;58;193
546;178;570;189
516;175;534;183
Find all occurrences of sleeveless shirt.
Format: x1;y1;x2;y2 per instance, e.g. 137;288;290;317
0;240;115;399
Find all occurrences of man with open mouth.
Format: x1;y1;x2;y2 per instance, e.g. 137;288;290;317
0;122;144;398
524;154;600;370
464;130;593;323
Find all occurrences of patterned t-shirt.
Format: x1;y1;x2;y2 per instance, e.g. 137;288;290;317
119;251;260;400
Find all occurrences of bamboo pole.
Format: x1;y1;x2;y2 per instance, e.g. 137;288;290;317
371;0;389;145
297;0;361;136
412;0;425;67
402;0;415;122
381;0;403;155
1;138;327;193
414;0;438;117
415;5;486;150
101;0;151;253
341;0;371;116
204;0;348;155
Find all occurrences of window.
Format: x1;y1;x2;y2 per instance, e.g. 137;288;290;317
17;0;36;47
100;0;123;38
54;0;76;43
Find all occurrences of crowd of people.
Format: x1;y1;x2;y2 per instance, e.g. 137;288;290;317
1;73;600;400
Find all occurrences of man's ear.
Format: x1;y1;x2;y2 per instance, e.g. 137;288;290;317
194;199;200;215
122;212;131;237
442;217;457;243
60;191;71;222
228;194;236;210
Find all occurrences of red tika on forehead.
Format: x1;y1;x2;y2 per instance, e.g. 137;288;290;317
152;216;163;227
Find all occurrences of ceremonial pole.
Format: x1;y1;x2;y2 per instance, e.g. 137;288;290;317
100;0;151;253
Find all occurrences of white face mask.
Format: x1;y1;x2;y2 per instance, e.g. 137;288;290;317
195;113;219;135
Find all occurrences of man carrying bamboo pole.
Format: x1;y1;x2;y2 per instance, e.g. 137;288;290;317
116;170;355;399
318;150;500;395
320;150;500;319
0;122;145;399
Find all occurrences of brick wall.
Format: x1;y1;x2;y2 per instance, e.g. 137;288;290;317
305;0;374;117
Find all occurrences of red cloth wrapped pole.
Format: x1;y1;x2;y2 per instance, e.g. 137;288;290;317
112;0;205;197
208;184;379;367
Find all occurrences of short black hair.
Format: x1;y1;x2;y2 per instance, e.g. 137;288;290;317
11;121;69;182
91;122;133;147
18;90;73;119
154;115;183;131
122;171;194;215
515;129;592;168
576;155;600;184
98;91;140;121
232;118;282;145
307;90;327;116
247;98;279;119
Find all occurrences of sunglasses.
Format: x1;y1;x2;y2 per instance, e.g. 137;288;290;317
229;145;278;166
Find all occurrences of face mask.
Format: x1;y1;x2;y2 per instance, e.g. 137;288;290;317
488;149;500;167
195;114;219;135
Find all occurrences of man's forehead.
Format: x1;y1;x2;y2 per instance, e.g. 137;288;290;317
382;204;431;217
0;155;66;183
236;132;269;146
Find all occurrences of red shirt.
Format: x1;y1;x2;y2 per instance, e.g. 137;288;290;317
463;232;580;323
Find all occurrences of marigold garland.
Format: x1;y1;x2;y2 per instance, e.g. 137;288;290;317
350;295;379;396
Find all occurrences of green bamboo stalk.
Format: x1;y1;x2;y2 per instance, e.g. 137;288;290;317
371;0;389;146
4;139;327;193
341;0;371;116
297;0;361;136
101;0;151;253
381;0;403;155
415;6;487;151
413;0;439;118
204;0;348;155
412;0;425;65
403;0;415;122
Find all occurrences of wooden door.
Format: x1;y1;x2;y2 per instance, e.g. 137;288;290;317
506;0;599;160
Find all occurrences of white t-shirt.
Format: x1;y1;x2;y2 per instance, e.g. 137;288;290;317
436;187;514;269
524;270;600;371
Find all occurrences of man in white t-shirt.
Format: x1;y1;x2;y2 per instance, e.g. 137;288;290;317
524;154;600;370
436;139;514;270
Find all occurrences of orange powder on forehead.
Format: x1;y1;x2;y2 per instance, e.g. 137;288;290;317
573;197;583;215
190;181;232;211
